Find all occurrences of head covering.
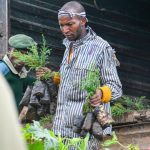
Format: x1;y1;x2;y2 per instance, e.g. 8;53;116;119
58;10;88;22
8;34;37;49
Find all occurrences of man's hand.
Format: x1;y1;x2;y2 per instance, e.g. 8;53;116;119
90;89;102;107
36;67;51;80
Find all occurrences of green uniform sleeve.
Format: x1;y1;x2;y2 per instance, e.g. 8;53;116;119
21;75;36;92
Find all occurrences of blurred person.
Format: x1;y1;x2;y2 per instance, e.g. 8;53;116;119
0;34;37;110
0;73;27;150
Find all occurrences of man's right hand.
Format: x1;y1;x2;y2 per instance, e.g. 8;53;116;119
36;67;51;80
90;89;102;107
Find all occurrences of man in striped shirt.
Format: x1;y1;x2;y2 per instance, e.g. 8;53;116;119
52;1;122;149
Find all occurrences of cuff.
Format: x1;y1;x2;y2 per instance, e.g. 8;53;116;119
99;86;112;103
53;72;60;85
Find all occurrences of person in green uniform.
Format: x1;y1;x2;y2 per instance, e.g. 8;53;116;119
0;34;37;110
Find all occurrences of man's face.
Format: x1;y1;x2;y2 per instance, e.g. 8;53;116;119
58;15;84;41
10;49;26;71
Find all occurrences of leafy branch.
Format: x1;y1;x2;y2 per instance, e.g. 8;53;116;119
12;35;52;80
39;115;53;127
102;132;140;150
81;65;100;114
111;95;148;117
23;121;90;150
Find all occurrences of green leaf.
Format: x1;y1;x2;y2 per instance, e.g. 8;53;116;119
26;121;58;150
12;34;51;71
78;133;90;150
102;139;118;147
81;63;101;114
22;121;91;150
127;144;140;150
102;132;118;147
112;132;118;141
68;138;82;145
28;141;44;150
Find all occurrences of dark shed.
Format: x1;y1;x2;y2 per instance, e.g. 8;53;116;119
3;0;150;98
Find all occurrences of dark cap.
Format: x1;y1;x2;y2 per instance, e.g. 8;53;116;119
8;34;37;49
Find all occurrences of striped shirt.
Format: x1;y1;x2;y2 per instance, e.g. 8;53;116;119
52;26;122;147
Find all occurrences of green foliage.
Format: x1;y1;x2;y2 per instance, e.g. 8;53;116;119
42;71;53;81
22;123;32;143
23;121;90;150
127;144;140;150
28;141;44;150
78;133;90;150
82;101;93;115
102;132;140;150
25;121;58;150
81;65;100;114
39;115;53;127
13;35;51;70
12;35;52;80
39;35;51;68
111;102;130;117
102;132;118;147
112;95;147;117
120;95;146;110
81;68;100;99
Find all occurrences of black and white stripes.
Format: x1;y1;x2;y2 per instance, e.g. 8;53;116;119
52;26;122;149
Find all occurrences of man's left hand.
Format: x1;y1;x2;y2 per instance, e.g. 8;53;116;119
90;89;102;107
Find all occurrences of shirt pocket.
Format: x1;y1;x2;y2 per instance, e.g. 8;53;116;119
67;64;95;102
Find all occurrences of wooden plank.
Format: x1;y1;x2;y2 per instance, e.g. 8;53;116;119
0;0;9;58
119;64;150;77
11;0;58;20
111;42;150;61
121;79;150;98
10;16;63;47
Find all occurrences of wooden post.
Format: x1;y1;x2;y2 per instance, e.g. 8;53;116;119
0;0;9;59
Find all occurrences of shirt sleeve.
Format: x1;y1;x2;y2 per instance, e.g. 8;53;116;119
98;45;122;101
21;76;36;92
0;61;10;75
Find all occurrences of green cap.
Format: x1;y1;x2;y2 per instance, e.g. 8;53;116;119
8;34;37;49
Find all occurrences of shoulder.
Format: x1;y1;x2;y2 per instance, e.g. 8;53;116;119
94;35;110;48
92;36;118;63
0;61;10;75
90;36;112;55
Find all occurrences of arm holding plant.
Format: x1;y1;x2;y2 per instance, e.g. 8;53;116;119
36;67;60;85
90;86;112;106
75;46;122;139
91;47;122;127
13;35;60;85
90;47;122;107
98;46;122;102
12;35;60;121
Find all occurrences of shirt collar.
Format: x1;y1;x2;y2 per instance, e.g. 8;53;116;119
3;55;28;78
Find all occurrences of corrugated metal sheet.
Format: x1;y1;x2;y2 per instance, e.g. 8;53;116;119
10;0;150;98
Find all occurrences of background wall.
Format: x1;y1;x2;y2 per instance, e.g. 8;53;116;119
10;0;150;99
